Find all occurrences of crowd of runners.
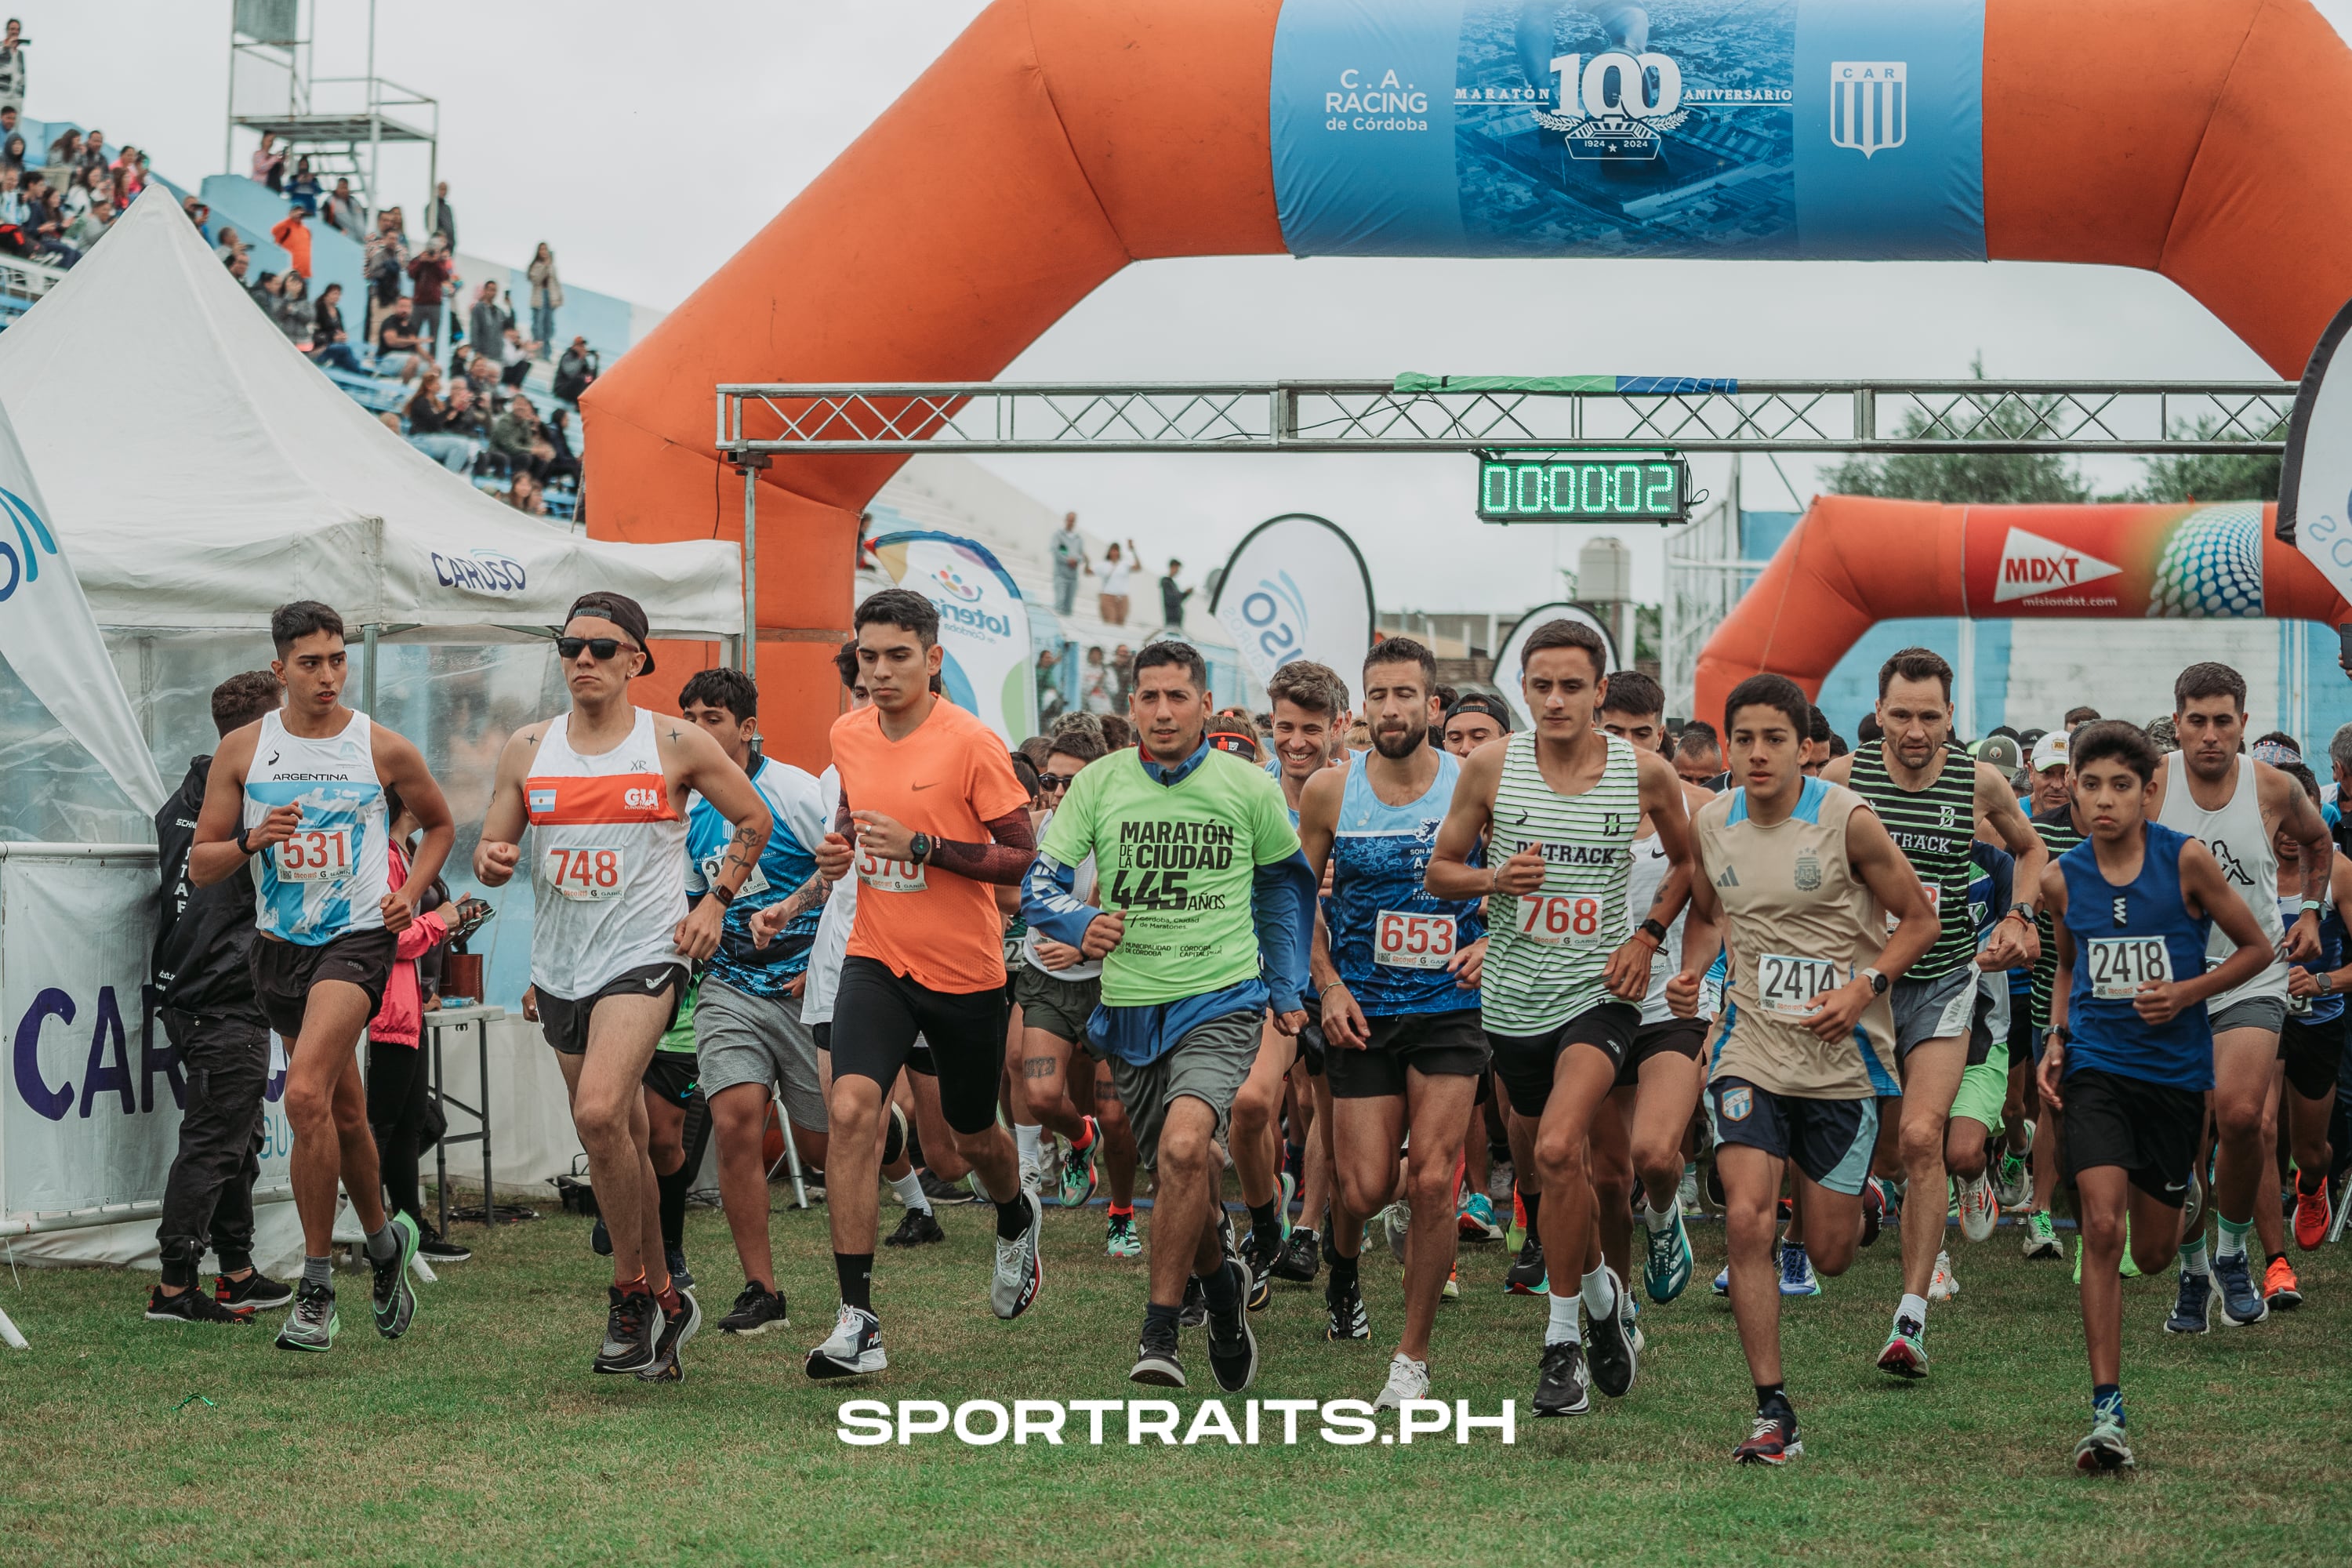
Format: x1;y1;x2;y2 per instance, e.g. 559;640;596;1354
159;587;2352;1473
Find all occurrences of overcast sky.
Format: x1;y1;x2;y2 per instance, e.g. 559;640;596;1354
33;1;2352;613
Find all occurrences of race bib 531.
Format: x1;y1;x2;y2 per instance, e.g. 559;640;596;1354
274;828;354;884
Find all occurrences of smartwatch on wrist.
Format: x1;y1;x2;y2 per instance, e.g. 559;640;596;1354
909;833;934;865
2047;1024;2072;1047
709;883;737;909
1638;917;1669;944
235;824;254;856
1860;967;1889;996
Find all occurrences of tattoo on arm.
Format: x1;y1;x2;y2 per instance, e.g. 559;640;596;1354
770;870;826;924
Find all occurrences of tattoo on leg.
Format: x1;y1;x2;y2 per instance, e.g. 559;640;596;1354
1022;1058;1058;1080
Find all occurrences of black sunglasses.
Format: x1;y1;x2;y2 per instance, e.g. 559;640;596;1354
1036;772;1073;791
557;636;637;662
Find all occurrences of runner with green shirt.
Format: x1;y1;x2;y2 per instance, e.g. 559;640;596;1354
1022;641;1317;1392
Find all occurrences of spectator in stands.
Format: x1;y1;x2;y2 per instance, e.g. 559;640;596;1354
1081;646;1116;714
212;223;245;267
114;146;145;201
62;191;105;250
322;176;362;239
248;267;281;317
43;126;76;180
77;129;107;181
1112;644;1135;704
1097;539;1133;624
269;203;313;281
491;396;556;481
0;24;26;118
0;106;17;150
1051;512;1087;615
527;242;561;347
374;293;422;375
423;180;456;251
443;379;489;444
365;210;410;343
0;132;23;176
221;248;249;288
499;325;541;387
31;184;73;265
182;193;208;228
404;370;477;473
61;164;92;222
505;470;545;515
1159;558;1191;629
543;408;581;490
286;156;321;216
307;283;362;372
463;349;503;410
552;336;597;403
466;279;508;363
407;234;454;354
273;272;315;348
0;165;31;228
251;130;285;193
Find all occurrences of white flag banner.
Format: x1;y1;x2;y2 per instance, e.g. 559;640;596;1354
1209;514;1377;686
866;530;1036;745
1493;604;1620;731
2284;296;2352;604
0;401;165;814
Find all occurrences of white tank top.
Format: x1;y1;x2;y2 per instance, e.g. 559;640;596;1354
1481;730;1641;1033
243;708;390;946
1624;829;1702;1025
524;709;689;999
2157;751;2288;1007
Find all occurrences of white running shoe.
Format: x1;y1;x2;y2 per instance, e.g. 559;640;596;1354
1373;1352;1430;1413
1929;1250;1960;1301
805;1304;887;1379
1957;1173;1998;1243
990;1189;1045;1319
1378;1201;1412;1263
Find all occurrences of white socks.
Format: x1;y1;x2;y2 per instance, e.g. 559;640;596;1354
1642;1194;1679;1235
1580;1263;1616;1318
890;1169;931;1216
1897;1291;1929;1329
1545;1289;1581;1345
1014;1123;1044;1169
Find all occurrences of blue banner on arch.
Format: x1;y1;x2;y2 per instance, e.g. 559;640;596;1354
1270;0;1984;260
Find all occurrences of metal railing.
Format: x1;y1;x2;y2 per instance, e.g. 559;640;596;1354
716;379;2297;457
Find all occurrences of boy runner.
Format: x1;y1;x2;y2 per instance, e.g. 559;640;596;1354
1673;673;1937;1465
2263;757;2352;1302
189;602;455;1354
2038;720;2272;1471
476;593;773;1381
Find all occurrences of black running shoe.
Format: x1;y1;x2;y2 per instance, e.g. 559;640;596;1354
1584;1267;1639;1399
1534;1338;1591;1417
419;1225;473;1265
1272;1225;1321;1283
1204;1259;1259;1392
666;1245;694;1293
1178;1272;1209;1329
215;1269;293;1311
1324;1272;1370;1341
718;1280;790;1337
593;1287;659;1374
1240;1229;1282;1312
1505;1236;1548;1296
884;1207;946;1247
274;1280;337;1352
637;1289;703;1383
920;1171;980;1205
369;1213;420;1341
147;1283;252;1324
1130;1316;1185;1388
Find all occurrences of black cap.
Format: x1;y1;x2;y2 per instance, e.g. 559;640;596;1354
1205;724;1259;760
1443;692;1512;731
565;591;655;674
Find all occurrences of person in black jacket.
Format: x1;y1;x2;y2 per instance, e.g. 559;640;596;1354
148;670;292;1324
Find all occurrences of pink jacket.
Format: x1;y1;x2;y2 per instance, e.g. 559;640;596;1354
368;843;449;1048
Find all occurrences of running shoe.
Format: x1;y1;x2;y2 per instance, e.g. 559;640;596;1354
1704;1158;1726;1210
274;1280;338;1353
1457;1192;1504;1243
1272;1225;1320;1282
419;1226;473;1265
666;1245;695;1293
637;1287;702;1384
1203;1258;1258;1393
2074;1410;2135;1474
1956;1174;1998;1243
718;1280;790;1336
1441;1265;1461;1300
1325;1271;1370;1340
1240;1227;1283;1312
1373;1352;1430;1413
147;1283;252;1324
1533;1338;1591;1417
1278;1170;1298;1225
1780;1241;1820;1298
1504;1236;1548;1296
370;1212;421;1340
2295;1182;2332;1251
593;1287;659;1374
1378;1200;1411;1263
805;1304;887;1378
1733;1410;1802;1465
2263;1254;2303;1311
1993;1147;2032;1210
884;1208;946;1248
1105;1211;1142;1258
2021;1210;2064;1259
1059;1116;1101;1208
2212;1251;2269;1327
1129;1316;1185;1388
989;1189;1045;1320
215;1269;293;1311
1179;1273;1209;1329
1929;1249;1959;1301
920;1171;979;1205
1876;1315;1929;1380
1626;1293;1644;1353
1584;1267;1639;1399
2164;1267;2213;1335
1643;1203;1693;1304
1860;1178;1885;1248
1712;1264;1730;1296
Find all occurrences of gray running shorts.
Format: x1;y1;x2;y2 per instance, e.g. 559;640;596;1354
1890;964;1976;1060
1109;1009;1261;1172
695;979;828;1134
2211;995;2287;1038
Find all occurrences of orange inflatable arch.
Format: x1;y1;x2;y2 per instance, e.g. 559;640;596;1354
583;0;2352;767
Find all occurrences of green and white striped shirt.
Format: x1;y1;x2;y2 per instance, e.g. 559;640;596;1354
1847;740;1979;983
1480;730;1642;1035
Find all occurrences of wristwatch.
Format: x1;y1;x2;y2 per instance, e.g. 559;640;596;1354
2047;1024;2073;1047
2301;898;2326;916
708;883;737;909
909;833;934;865
1638;917;1670;944
1860;967;1889;996
234;823;255;856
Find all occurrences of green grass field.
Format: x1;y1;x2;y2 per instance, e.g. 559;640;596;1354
3;1188;2349;1567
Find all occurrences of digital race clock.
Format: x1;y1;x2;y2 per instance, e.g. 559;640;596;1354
1477;454;1689;524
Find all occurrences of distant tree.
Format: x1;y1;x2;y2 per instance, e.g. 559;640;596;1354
2128;414;2281;503
1821;356;2091;505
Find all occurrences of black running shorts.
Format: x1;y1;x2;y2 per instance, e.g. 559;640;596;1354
2279;1012;2347;1102
641;1051;700;1108
2060;1067;2203;1207
1615;1016;1707;1089
831;956;1006;1136
1325;1008;1490;1100
249;927;397;1040
538;962;689;1056
1487;1001;1640;1118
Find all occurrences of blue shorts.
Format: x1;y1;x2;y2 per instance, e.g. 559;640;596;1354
1708;1076;1879;1196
